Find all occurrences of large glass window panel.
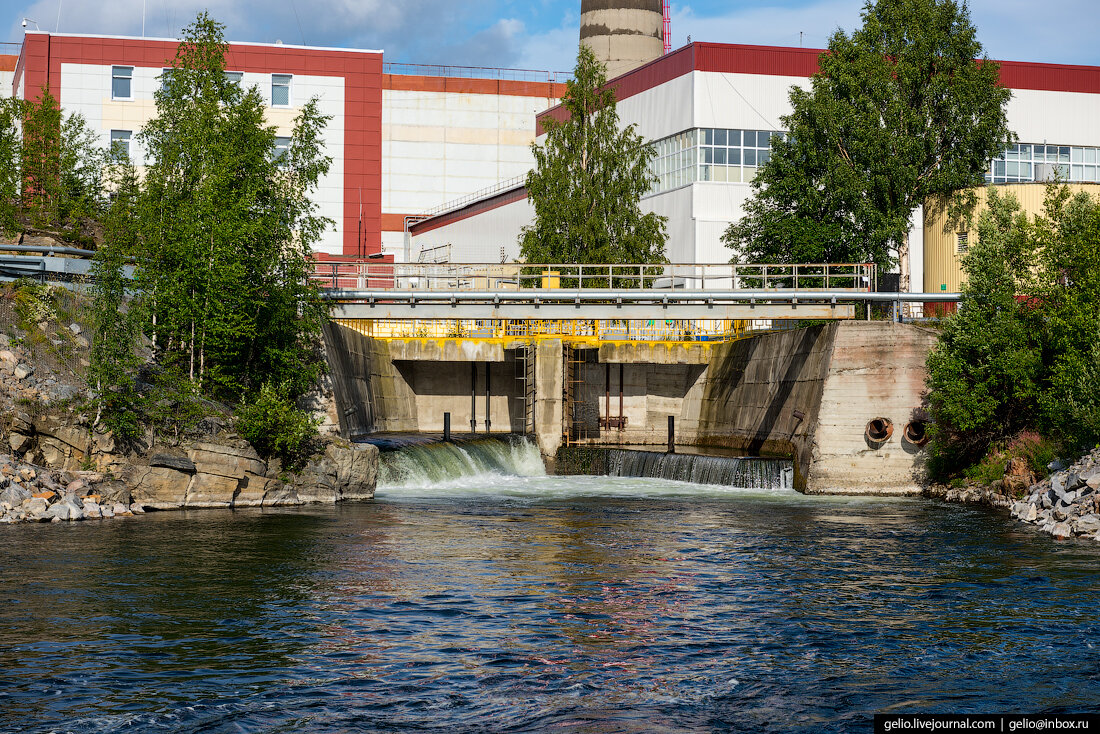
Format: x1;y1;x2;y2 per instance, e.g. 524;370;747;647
758;150;771;165
1072;165;1084;180
1059;147;1070;163
703;147;713;164
1022;163;1032;179
727;129;741;146
727;167;742;183
714;129;727;146
1057;163;1070;177
1087;166;1097;182
699;165;710;182
1007;161;1019;177
1085;148;1097;164
715;148;727;165
728;148;741;165
1018;144;1031;157
1071;147;1084;163
744;149;757;166
994;160;1006;177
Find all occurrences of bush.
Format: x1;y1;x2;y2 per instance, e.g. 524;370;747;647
236;382;319;471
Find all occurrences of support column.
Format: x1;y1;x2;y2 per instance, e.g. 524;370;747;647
534;339;564;463
484;361;492;433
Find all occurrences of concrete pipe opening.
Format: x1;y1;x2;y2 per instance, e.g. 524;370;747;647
865;417;893;444
904;420;929;446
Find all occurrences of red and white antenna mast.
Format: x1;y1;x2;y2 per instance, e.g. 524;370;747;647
662;1;672;54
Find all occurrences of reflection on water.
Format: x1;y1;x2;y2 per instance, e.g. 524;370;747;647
1;477;1099;733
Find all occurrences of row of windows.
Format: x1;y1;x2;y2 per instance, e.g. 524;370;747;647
648;130;1100;193
110;65;294;106
648;127;786;194
986;143;1100;184
108;127;291;163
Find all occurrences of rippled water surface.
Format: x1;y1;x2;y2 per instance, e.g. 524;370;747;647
2;475;1100;733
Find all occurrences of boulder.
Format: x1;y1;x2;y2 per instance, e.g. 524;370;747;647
184;472;239;508
149;454;197;473
22;496;48;515
1024;504;1038;522
0;349;15;364
9;433;33;454
1051;522;1073;540
294;440;378;503
13;363;33;381
128;465;190;509
185;442;265;480
83;500;102;518
0;484;30;507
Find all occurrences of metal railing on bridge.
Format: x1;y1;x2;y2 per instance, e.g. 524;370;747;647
310;261;878;293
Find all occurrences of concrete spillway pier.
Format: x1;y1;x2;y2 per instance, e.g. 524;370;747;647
321;320;938;495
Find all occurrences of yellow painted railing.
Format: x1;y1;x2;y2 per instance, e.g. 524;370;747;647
334;318;754;345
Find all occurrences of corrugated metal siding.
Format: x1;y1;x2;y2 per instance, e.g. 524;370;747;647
923;183;1100;293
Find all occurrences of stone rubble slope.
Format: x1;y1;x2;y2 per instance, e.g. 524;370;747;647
1009;449;1100;541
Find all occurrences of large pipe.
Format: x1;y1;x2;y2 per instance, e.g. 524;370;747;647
321;289;962;303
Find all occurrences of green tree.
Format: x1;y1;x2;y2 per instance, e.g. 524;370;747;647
1033;186;1100;449
136;12;331;403
19;87;104;234
925;183;1100;475
0;95;20;235
520;45;666;269
924;189;1042;473
88;160;142;440
724;0;1014;287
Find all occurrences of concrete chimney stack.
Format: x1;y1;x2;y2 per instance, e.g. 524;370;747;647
580;0;664;79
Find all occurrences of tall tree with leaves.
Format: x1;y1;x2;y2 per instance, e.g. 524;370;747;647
89;159;142;439
724;0;1014;287
0;95;21;235
520;45;666;267
136;12;332;403
18;88;104;234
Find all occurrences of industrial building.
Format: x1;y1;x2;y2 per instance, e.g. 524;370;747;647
408;42;1100;295
5;6;1100;294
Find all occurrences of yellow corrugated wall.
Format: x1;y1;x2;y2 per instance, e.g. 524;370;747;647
924;183;1100;293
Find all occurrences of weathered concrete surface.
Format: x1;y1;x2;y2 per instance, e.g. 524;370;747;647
535;339;564;461
386;339;505;363
598;342;712;365
398;360;518;433
806;321;939;495
322;322;418;437
690;324;836;488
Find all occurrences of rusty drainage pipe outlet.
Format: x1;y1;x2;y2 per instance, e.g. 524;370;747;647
865;417;893;444
904;420;929;446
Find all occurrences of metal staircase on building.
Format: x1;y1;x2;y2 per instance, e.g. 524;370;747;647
513;344;536;435
562;345;588;446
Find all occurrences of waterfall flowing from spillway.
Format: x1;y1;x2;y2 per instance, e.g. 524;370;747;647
605;449;794;490
378;436;546;488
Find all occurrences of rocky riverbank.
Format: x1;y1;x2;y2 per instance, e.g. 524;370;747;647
1;290;377;525
926;450;1100;542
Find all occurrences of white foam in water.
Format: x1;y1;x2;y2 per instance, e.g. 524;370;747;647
376;437;800;501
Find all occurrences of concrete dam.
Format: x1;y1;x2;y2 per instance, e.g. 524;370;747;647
320;319;939;495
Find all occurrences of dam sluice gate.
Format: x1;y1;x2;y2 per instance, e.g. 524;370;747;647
322;318;938;495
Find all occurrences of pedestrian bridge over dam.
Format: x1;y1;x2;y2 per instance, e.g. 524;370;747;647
312;262;957;496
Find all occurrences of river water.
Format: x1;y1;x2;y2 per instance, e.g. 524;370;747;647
2;441;1100;733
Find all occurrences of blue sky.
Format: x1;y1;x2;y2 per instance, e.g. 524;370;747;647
3;0;1098;71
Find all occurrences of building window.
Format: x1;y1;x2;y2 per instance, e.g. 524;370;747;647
986;143;1099;184
271;74;291;106
160;68;174;91
273;136;291;164
225;71;243;85
956;231;969;254
112;66;133;100
646;128;786;195
110;130;131;161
